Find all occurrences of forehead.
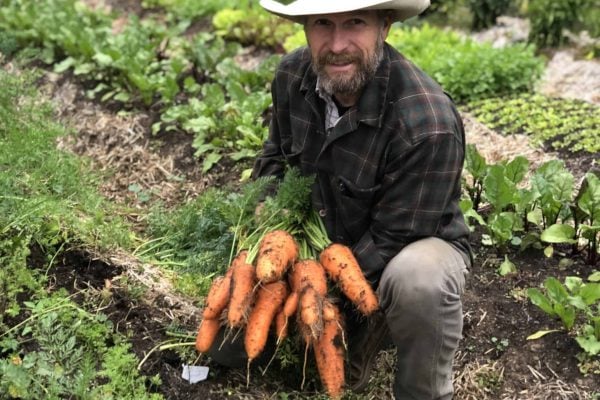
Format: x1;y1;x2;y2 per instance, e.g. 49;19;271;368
305;10;379;23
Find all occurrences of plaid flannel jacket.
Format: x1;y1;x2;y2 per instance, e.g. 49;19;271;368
253;43;472;284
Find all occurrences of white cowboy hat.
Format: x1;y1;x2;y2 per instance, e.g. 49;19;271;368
259;0;430;23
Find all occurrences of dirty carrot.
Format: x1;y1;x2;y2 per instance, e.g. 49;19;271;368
313;303;345;399
275;308;288;344
227;250;257;328
255;230;299;284
274;290;298;345
203;267;234;320
299;286;323;340
322;299;337;322
289;259;328;297
195;318;221;353
244;280;288;362
319;243;379;316
283;291;299;318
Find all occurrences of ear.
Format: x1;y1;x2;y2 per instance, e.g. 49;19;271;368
382;15;392;39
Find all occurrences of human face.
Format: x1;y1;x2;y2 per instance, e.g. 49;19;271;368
304;10;390;104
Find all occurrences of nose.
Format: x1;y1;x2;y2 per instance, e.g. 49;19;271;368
328;27;350;54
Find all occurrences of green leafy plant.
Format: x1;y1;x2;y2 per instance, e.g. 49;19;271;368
527;0;586;48
468;0;512;30
527;274;600;357
463;145;530;252
141;0;243;21
387;24;544;103
0;294;162;399
157;52;278;172
467;94;600;154
543;171;600;264
464;143;488;211
212;7;299;50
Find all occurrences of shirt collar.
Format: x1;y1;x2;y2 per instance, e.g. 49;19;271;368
316;78;343;131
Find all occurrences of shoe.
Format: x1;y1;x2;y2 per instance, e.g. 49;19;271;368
347;311;391;393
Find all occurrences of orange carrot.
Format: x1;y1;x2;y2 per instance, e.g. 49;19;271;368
244;280;288;361
275;308;288;343
195;318;221;353
322;299;337;322
313;303;345;399
289;259;328;297
319;244;379;316
227;251;257;328
299;287;321;327
283;291;299;318
203;267;234;320
255;230;299;283
299;286;323;340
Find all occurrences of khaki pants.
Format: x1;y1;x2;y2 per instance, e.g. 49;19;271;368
378;237;470;400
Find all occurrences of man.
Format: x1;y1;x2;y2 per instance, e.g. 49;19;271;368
217;1;472;398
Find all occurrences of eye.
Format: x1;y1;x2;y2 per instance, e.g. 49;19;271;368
313;18;332;26
347;18;366;26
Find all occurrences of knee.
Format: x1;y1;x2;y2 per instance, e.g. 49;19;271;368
378;251;443;311
377;239;464;312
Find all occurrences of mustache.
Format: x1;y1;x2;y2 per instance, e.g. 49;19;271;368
318;52;361;66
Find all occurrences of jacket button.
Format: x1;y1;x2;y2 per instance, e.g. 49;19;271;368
319;209;327;217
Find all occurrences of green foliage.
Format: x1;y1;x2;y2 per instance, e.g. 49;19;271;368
158;49;278;171
96;341;162;400
527;274;600;356
144;167;315;294
579;2;600;37
83;16;188;105
0;0;189;105
0;71;150;397
467;94;600;154
531;160;575;227
258;167;315;231
387;24;544;102
574;172;600;264
468;0;512;30
527;0;586;48
212;7;299;49
0;233;42;319
283;29;307;53
0;294;162;399
0;69;132;252
462;145;599;265
0;0;113;64
144;177;275;295
463;146;530;254
141;0;242;21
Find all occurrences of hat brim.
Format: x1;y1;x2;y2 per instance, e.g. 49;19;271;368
259;0;430;23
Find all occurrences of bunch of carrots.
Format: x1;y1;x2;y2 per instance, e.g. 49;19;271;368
195;214;379;399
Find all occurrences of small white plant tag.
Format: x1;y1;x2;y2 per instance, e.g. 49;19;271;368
181;364;209;384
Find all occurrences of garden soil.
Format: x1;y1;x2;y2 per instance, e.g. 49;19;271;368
16;9;600;400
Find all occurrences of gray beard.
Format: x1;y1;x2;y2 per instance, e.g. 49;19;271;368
314;36;385;97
